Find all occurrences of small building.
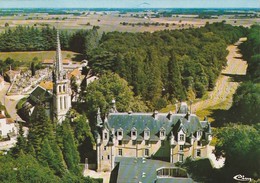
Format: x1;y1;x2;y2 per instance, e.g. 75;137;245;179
4;69;20;83
96;102;212;172
0;110;17;139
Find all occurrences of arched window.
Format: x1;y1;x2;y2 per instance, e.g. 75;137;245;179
60;97;62;110
64;96;66;109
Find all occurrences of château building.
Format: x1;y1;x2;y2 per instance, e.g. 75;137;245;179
95;102;212;172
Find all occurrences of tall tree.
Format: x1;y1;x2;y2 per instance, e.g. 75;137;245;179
167;52;185;101
214;124;260;181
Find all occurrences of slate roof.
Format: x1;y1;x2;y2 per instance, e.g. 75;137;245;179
106;112;205;141
28;85;52;105
114;157;193;183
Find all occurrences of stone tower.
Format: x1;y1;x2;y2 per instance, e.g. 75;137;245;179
53;31;71;123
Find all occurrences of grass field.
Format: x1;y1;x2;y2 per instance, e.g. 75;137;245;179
0;50;82;62
0;13;259;34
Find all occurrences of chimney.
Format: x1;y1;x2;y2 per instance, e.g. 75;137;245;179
167;111;172;120
1;110;5;116
110;99;118;113
152;110;158;120
175;103;178;113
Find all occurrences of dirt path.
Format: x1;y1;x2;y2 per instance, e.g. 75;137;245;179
192;37;248;113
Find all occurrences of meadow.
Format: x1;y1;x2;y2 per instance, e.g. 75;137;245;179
0;50;81;63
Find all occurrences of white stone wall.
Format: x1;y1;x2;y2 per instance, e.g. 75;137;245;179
0;119;17;138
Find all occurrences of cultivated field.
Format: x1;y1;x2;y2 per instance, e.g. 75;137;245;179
0;12;259;34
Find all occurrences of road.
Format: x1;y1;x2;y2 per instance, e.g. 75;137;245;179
192;38;248;112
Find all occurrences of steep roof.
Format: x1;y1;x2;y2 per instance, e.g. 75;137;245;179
114;157;192;183
28;85;52;104
107;112;203;141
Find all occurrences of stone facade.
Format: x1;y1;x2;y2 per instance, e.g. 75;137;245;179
96;102;212;172
0;110;17;138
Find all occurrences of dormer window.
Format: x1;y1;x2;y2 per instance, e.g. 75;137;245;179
131;127;137;140
160;127;166;140
117;128;123;140
179;134;184;141
144;127;150;140
197;131;202;140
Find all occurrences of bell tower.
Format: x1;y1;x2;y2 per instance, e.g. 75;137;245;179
53;31;71;123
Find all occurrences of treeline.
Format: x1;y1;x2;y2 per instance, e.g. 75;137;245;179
231;25;260;124
87;22;246;109
0;26;98;52
0;104;99;183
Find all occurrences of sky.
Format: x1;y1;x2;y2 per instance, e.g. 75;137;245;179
0;0;259;9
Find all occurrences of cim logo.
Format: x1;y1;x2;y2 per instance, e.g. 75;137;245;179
233;174;252;182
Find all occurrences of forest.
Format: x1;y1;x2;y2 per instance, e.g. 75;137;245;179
86;22;246;110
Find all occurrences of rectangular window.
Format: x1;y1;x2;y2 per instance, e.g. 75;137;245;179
107;155;110;160
180;134;184;141
119;149;122;156
118;131;122;136
197;141;201;146
104;133;108;140
132;131;136;136
180;145;184;151
197;149;201;157
145;149;149;156
161;131;165;137
145;140;149;146
178;154;184;162
132;140;136;146
104;146;106;151
118;140;122;146
145;131;150;137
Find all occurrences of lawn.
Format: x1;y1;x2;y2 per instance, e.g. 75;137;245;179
0;50;82;63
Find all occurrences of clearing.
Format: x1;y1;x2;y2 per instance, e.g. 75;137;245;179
162;38;248;122
0;50;81;62
194;37;248;121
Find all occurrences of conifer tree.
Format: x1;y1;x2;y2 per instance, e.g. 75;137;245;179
59;119;80;175
11;123;27;157
28;104;51;154
167;52;185;101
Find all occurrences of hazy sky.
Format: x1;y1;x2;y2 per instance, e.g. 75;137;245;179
0;0;259;8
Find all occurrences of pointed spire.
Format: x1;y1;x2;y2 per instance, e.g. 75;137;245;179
55;30;63;79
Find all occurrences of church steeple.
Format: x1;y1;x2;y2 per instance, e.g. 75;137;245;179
52;30;71;124
55;30;64;80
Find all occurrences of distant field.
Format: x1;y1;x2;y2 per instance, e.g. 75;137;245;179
0;13;259;34
0;51;82;62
